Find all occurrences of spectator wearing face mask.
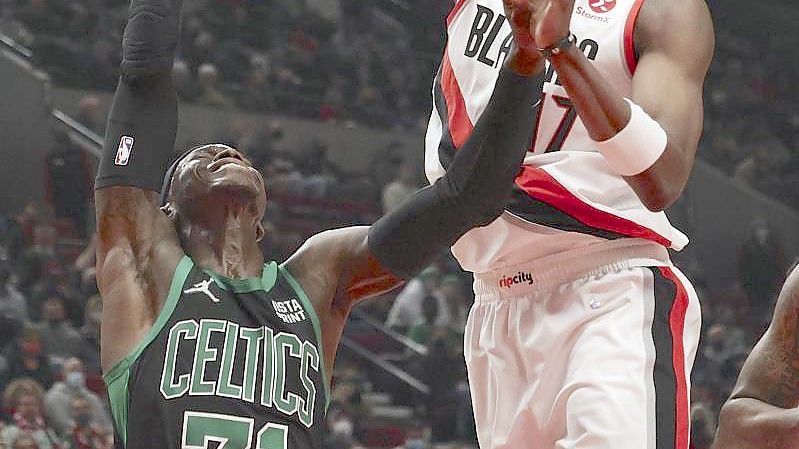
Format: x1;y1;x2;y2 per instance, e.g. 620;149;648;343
36;296;83;365
44;358;110;436
60;395;113;449
1;378;60;449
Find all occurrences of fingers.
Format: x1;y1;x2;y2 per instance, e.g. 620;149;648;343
548;0;576;13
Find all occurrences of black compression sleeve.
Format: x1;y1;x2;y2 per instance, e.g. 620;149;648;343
95;75;178;191
94;0;181;191
368;67;545;279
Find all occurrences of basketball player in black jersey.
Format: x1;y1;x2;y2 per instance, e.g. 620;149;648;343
94;0;547;447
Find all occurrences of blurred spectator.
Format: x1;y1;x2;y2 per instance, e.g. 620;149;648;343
36;296;83;364
172;60;197;103
738;219;785;326
59;395;112;449
0;212;25;262
45;130;92;238
44;358;110;436
420;328;461;443
385;266;440;330
324;406;358;449
196;63;233;109
295;141;339;198
381;158;418;213
406;296;438;346
1;378;59;449
435;275;468;332
75;96;102;135
0;262;28;325
10;432;40;449
2;328;55;389
690;402;715;449
77;296;102;375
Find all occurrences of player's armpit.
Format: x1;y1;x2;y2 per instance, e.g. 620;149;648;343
714;269;799;448
625;0;714;210
95;186;184;373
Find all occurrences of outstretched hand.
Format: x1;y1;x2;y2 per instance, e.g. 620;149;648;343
501;0;544;74
533;0;575;49
502;0;575;51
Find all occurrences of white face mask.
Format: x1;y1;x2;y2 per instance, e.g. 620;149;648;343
405;438;426;449
66;371;85;389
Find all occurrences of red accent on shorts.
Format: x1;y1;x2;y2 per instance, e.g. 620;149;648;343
624;0;646;74
514;165;673;247
448;0;469;26
441;49;475;149
659;266;690;449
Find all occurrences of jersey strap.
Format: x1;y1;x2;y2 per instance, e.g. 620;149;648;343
278;265;331;410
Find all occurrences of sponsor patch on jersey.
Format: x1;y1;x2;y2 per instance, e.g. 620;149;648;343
272;299;307;324
115;135;135;166
588;0;616;13
498;271;534;289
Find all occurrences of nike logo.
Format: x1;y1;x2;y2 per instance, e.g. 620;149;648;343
184;279;221;303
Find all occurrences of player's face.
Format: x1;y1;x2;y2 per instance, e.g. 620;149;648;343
171;144;267;218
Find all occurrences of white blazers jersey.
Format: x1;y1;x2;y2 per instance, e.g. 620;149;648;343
425;0;689;274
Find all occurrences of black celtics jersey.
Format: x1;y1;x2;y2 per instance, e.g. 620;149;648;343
104;256;329;449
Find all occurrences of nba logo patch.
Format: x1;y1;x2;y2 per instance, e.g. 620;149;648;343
115;136;134;166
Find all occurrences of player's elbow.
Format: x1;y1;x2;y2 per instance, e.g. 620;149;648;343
636;174;687;212
714;398;751;449
640;188;678;212
714;396;799;449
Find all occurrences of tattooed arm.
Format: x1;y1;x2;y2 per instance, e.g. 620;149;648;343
713;268;799;449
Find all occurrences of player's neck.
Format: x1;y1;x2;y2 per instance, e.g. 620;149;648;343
181;205;264;279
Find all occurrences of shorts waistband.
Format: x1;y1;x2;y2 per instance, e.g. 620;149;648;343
473;239;671;299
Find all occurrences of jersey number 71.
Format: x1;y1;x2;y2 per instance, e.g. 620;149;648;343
181;411;288;449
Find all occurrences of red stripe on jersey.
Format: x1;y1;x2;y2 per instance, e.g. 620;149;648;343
658;267;691;449
441;49;474;149
448;0;469;26
514;165;673;247
623;0;646;74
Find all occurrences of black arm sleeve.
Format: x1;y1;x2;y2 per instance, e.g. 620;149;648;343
368;67;546;279
94;0;182;191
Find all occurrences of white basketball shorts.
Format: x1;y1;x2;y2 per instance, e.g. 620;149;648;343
464;239;701;449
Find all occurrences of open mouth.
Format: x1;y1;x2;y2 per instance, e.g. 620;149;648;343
207;157;249;173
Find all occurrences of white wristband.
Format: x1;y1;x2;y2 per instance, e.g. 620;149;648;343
593;98;667;176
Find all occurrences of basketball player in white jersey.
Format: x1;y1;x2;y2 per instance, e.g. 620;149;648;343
425;0;714;448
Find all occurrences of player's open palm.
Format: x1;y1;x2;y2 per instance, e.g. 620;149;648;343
501;0;540;52
534;0;575;49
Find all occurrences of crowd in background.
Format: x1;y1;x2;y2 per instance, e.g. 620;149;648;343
0;0;798;448
2;0;799;207
0;0;449;130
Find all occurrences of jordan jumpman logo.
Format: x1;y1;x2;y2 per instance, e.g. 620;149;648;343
183;278;221;303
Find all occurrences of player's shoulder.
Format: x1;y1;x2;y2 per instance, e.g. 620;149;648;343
636;0;713;48
780;263;799;306
282;227;370;278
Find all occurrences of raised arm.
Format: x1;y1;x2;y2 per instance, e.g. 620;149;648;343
94;0;185;373
535;0;714;211
712;268;799;449
284;0;547;314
